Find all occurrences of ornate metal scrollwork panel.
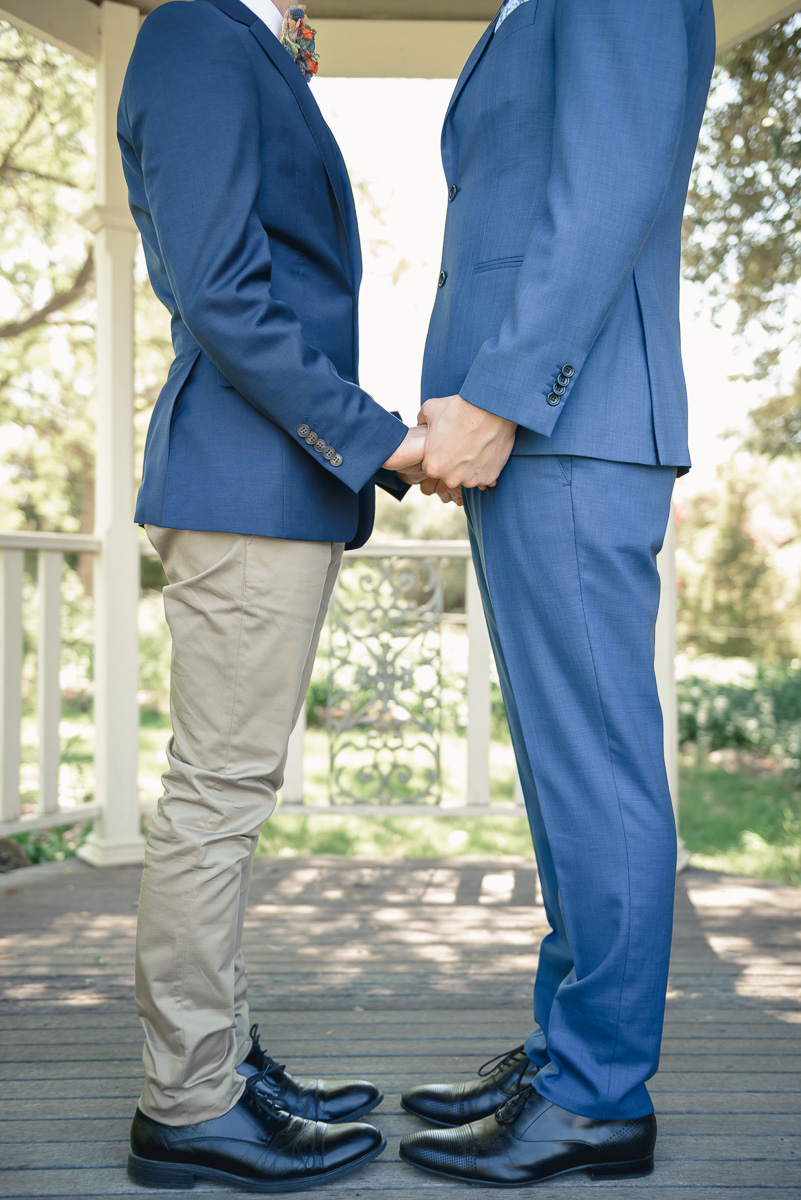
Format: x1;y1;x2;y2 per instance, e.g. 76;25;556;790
327;555;444;805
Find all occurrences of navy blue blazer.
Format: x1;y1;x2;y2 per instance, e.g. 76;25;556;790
423;0;716;473
118;0;405;547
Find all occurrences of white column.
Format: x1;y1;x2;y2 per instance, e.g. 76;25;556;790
78;1;145;867
655;505;689;871
466;559;492;808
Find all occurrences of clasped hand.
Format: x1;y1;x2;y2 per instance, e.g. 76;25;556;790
382;395;517;504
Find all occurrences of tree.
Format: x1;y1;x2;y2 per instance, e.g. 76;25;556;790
0;23;96;541
684;14;801;379
676;467;794;659
744;369;801;459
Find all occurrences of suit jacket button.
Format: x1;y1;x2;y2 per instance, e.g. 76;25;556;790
306;431;318;444
331;453;343;467
438;270;448;287
324;446;336;461
298;424;310;438
552;383;566;395
314;438;326;453
562;364;575;377
547;393;561;406
448;185;458;201
557;374;569;387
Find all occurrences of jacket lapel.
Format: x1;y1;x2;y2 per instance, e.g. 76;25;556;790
202;0;350;246
443;5;503;127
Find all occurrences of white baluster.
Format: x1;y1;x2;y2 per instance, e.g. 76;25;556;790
466;558;491;808
655;504;689;870
1;549;24;824
282;705;306;806
38;550;63;815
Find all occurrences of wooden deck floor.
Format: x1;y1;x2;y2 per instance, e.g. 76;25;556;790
1;855;800;1197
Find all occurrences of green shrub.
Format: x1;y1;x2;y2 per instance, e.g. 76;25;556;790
678;662;801;773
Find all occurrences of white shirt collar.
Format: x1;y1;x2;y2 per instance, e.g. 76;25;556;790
241;0;283;39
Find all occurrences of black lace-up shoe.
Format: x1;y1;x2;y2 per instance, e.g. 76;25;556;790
399;1084;656;1187
127;1070;385;1191
245;1024;382;1123
401;1045;542;1127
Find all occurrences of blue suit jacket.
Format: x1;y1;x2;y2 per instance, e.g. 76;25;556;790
118;0;406;548
423;0;716;472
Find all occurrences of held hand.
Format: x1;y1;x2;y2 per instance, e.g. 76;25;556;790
382;424;428;472
420;476;464;506
395;468;463;505
418;395;516;491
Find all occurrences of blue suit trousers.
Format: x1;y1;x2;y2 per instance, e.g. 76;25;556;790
463;455;677;1120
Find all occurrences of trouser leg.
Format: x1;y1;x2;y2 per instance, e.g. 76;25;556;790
464;456;677;1119
135;526;342;1124
231;548;339;1069
465;501;572;1063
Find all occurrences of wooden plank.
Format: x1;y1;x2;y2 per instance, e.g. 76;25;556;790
0;1160;799;1196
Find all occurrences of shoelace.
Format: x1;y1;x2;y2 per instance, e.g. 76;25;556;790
496;1082;540;1124
477;1044;527;1080
243;1068;293;1129
249;1023;288;1087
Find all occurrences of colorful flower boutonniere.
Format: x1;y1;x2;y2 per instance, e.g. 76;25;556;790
280;5;319;82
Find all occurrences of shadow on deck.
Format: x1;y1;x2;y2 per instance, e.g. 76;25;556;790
1;856;800;1197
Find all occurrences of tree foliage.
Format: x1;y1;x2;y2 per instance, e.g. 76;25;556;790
0;23;96;536
685;14;801;378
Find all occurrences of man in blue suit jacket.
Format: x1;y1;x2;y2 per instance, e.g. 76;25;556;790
400;0;716;1186
117;0;429;1190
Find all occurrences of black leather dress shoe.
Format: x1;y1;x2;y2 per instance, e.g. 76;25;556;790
400;1084;656;1186
128;1071;385;1192
401;1045;541;1127
245;1024;382;1122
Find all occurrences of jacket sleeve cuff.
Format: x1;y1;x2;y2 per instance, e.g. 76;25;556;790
374;467;410;500
460;355;580;437
291;405;407;495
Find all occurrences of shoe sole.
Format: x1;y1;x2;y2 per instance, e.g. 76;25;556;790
398;1145;654;1187
330;1091;384;1123
127;1137;386;1192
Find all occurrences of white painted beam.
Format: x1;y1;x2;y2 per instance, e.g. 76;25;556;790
316;19;485;78
715;0;800;52
0;0;99;62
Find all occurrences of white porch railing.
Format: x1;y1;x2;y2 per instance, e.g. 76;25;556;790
0;531;101;837
0;530;682;860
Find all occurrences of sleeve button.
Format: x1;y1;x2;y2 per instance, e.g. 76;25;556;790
297;424;310;438
331;454;343;468
552;383;566;396
557;374;569;387
314;438;327;453
547;393;561;406
324;446;336;461
305;431;318;444
562;364;575;377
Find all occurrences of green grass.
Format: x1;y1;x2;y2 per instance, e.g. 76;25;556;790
12;705;801;884
257;813;533;859
679;763;801;885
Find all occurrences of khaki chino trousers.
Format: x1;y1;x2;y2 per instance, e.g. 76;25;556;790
136;526;343;1124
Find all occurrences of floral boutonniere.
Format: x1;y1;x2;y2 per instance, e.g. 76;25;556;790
280;6;319;82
